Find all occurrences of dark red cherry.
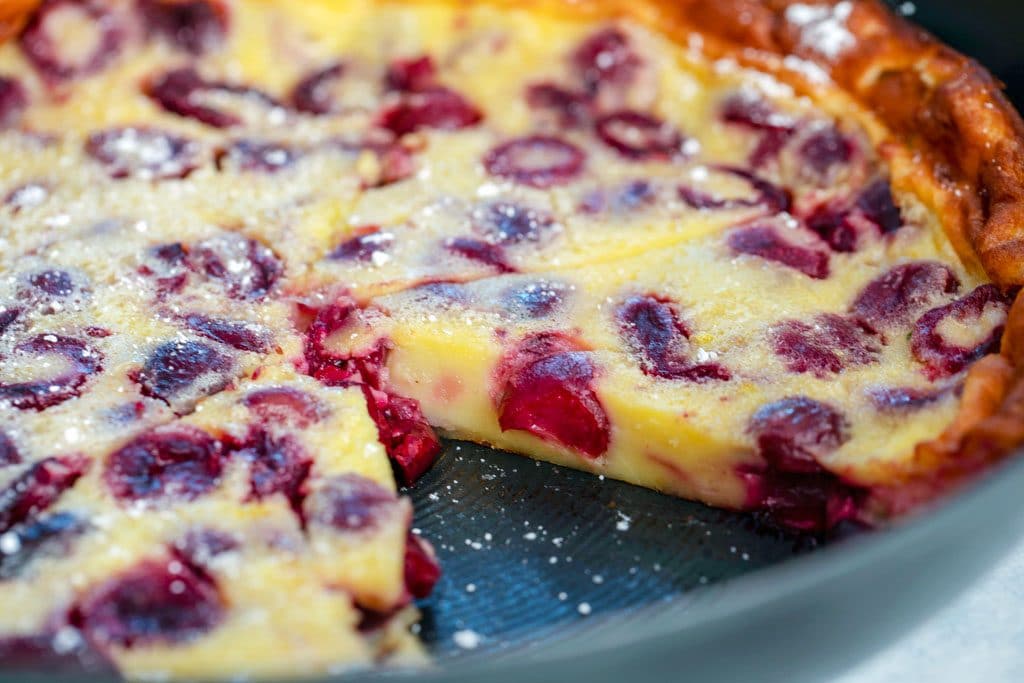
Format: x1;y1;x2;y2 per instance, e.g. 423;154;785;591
19;0;122;85
496;333;610;458
0;432;20;466
869;386;950;412
236;429;311;514
720;92;793;132
135;340;232;406
572;27;641;95
189;234;282;299
242;386;328;427
616;294;731;382
0;455;88;533
0;76;27;128
0;511;84;580
104;426;224;502
803;203;859;253
501;280;566;318
328;226;394;262
855;178;903;234
850;262;961;332
595;110;683;160
679;166;791;213
138;242;189;297
378;88;482;136
0;308;19;337
86;127;201;180
445;237;516;273
738;466;864;533
473;202;554;246
27;268;75;297
291;62;345;115
183;313;270;353
404;533;440;600
911;284;1009;379
484;136;585;188
770;314;881;377
303;473;401;533
525;82;590;128
173;529;238;566
137;0;229;55
728;225;830;279
74;556;224;647
798;126;854;179
362;389;441;484
146;67;283;129
385;55;436;93
0;335;103;411
302;300;370;387
409;280;471;306
215;139;298;173
748;397;848;474
0;632;115;675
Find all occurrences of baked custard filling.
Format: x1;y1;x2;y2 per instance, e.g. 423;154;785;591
0;0;1017;678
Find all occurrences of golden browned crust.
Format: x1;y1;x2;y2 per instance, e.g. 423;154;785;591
5;0;1024;513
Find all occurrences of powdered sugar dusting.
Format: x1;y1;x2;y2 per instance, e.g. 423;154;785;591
785;2;855;60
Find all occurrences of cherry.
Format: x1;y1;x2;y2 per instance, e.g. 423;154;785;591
484;135;585;188
445;237;516;273
855;178;903;234
385;55;437;93
135;340;232;405
0;308;19;337
242;386;328;427
138;242;189;298
19;0;122;85
572;27;641;95
410;280;470;305
501;280;566;318
172;529;238;566
235;429;311;514
104;426;224;502
0;632;114;675
719;92;796;167
594;110;684;160
378;88;482;136
748;397;848;474
581;179;657;214
911;284;1009;379
86;127;201;180
0;456;88;533
189;234;282;300
403;533;440;600
303;473;401;533
0;76;27;128
770;314;880;377
4;182;49;211
0;335;103;411
728;224;830;279
303;300;373;387
869;386;949;412
74;556;224;647
328;226;394;262
0;432;20;466
137;0;229;55
803;179;904;252
798;126;854;180
678;166;790;213
291;62;345;115
0;511;84;580
525;82;589;128
738;466;864;533
183;313;270;353
495;333;610;458
215;139;298;173
850;262;961;332
473;202;554;246
362;388;441;484
616;294;730;382
146;67;283;129
26;268;76;298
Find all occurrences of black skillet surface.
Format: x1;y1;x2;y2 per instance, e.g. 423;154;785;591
5;3;1024;683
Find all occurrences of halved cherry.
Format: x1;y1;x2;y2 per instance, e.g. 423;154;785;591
242;386;328;427
362;388;441;484
803;179;904;252
137;0;229;55
445;237;516;273
718;92;796;167
738;466;864;533
748;396;848;474
850;262;961;332
378;88;482;136
138;242;189;298
135;340;232;406
770;314;880;377
572;27;641;95
0;335;102;411
484;136;585;188
303;473;402;533
104;426;224;502
869;385;951;412
404;533;441;599
236;429;311;515
595;110;684;161
798;125;854;180
728;224;830;279
501;280;567;319
0;456;88;533
328;226;394;262
183;313;270;353
855;178;903;234
26;268;76;298
189;234;283;300
146;67;284;129
291;62;345;115
0;308;19;337
525;82;590;128
215;139;299;173
0;76;27;128
86;127;202;180
495;333;610;458
74;556;224;647
19;0;122;85
472;202;555;246
385;55;437;93
911;284;1009;379
678;166;791;214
